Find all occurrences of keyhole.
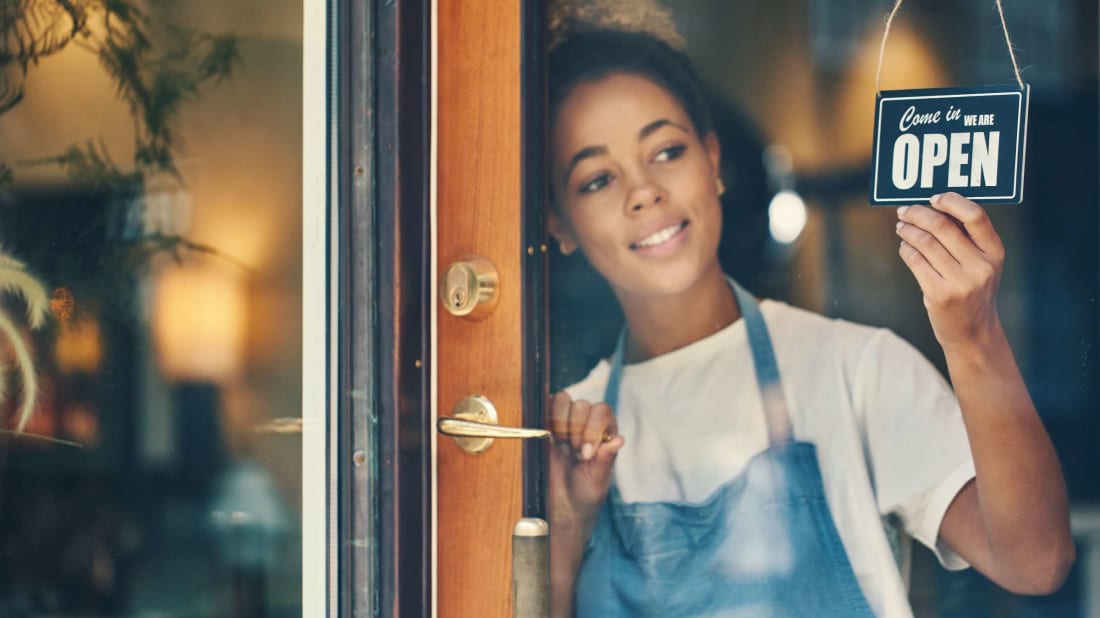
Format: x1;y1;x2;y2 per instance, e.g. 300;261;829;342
440;259;496;319
452;287;468;308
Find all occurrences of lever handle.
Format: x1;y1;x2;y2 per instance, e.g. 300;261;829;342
437;394;548;454
437;417;550;440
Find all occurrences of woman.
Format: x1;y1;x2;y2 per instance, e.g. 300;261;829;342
545;27;1075;618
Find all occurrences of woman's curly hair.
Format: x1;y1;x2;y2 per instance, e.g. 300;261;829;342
548;0;686;51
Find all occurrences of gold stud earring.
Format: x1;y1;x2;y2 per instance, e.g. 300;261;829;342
559;241;576;256
716;177;726;197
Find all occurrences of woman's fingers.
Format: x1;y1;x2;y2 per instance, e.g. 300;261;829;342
579;402;617;461
547;391;623;517
899;240;943;299
897;217;959;274
927;192;1006;261
548;391;592;454
895;194;1007;348
548;392;619;462
896;203;983;269
594;435;625;463
567;400;592;452
549;391;573;440
896;195;1004;305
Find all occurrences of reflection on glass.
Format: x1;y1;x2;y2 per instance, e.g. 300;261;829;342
547;1;1097;617
0;0;304;615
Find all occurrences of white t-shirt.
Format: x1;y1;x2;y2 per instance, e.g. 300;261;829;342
564;299;975;618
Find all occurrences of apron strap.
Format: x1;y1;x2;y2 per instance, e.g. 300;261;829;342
603;277;793;445
728;278;793;445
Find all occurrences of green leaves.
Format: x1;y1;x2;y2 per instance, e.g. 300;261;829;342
197;34;241;83
21;139;135;189
0;0;88;69
0;0;87;112
0;2;243;320
3;0;242;184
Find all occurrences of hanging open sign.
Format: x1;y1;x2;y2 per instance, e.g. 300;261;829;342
870;84;1030;205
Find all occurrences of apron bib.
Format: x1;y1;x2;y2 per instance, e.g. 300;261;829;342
573;279;876;617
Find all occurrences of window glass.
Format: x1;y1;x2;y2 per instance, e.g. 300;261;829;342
0;1;305;614
547;1;1097;615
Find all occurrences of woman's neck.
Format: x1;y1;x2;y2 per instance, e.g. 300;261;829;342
615;264;741;364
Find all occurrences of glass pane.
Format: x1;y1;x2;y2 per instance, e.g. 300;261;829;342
546;1;1096;616
0;1;305;615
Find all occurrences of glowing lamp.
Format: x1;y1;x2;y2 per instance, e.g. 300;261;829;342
768;190;808;245
153;265;246;383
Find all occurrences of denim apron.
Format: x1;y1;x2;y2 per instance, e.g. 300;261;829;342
573;279;876;617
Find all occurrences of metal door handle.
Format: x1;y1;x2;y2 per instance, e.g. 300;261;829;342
437;395;548;454
437;417;550;440
437;395;551;615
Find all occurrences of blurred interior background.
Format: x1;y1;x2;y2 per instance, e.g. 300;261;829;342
0;0;304;615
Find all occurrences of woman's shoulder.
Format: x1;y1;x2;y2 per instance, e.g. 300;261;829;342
760;298;935;386
760;298;887;348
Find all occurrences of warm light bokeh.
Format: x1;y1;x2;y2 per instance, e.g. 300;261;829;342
152;264;247;382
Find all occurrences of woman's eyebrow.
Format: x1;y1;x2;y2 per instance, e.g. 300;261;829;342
560;120;689;187
638;118;689;140
562;145;608;186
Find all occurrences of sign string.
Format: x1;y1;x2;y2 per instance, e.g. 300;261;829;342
875;0;1025;93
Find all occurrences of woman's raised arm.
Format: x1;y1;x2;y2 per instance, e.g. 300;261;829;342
895;192;1075;594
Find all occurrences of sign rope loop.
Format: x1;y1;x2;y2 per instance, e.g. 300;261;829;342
875;0;1025;93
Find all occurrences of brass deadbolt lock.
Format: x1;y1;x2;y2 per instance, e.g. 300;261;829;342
441;256;499;319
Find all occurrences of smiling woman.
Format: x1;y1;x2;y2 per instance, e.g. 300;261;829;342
543;5;1078;618
549;71;726;303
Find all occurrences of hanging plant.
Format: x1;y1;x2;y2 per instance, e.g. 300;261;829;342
0;0;242;315
1;1;241;183
0;248;49;433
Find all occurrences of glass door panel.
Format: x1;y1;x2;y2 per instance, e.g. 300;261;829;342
546;1;1097;616
0;1;314;614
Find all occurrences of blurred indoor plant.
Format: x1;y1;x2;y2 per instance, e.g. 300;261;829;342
0;249;48;433
0;0;240;256
0;0;241;433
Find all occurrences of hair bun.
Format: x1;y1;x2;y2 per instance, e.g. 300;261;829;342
548;0;686;51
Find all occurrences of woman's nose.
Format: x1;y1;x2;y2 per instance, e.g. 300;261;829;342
626;177;667;213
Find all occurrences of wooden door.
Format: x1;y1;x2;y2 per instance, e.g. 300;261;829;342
435;0;542;616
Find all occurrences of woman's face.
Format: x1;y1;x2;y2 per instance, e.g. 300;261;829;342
550;72;723;300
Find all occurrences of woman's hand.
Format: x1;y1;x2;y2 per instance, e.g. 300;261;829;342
548;391;625;531
895;192;1007;350
548;391;625;618
896;192;1075;593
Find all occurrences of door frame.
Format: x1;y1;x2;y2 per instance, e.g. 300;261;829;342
306;0;418;614
335;0;389;615
317;0;435;614
369;0;433;615
518;0;551;521
360;0;551;615
373;0;435;614
302;0;335;613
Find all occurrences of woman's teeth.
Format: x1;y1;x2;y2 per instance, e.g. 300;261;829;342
634;222;685;248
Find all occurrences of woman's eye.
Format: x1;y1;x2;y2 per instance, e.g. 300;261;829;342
653;144;686;163
579;173;611;194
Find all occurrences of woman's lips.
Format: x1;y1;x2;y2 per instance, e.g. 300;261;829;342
630;220;690;256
